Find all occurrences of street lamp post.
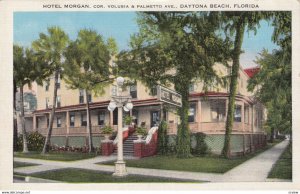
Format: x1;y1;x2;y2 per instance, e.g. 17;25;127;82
108;77;133;177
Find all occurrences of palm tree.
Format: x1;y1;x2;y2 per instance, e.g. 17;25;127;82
64;29;113;153
13;79;18;151
32;26;69;154
13;45;39;153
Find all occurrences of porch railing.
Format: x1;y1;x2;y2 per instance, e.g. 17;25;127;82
37;127;67;135
167;121;252;134
37;125;106;135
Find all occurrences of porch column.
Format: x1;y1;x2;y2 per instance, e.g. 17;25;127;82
225;98;229;119
66;111;70;134
241;103;245;132
251;105;255;132
33;114;37;131
66;111;70;147
110;110;113;127
197;100;202;132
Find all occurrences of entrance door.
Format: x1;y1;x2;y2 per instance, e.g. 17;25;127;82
150;111;160;127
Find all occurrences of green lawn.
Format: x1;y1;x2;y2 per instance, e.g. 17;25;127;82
268;142;292;180
15;168;200;183
14;151;97;161
100;142;279;174
13;161;39;168
102;155;248;173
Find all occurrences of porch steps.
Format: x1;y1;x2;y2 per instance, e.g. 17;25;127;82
113;134;137;156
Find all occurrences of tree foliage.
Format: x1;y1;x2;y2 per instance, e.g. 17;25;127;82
248;12;291;136
17;131;46;151
118;12;232;158
64;29;114;152
158;120;168;155
32;26;70;154
64;29;112;94
13;45;44;153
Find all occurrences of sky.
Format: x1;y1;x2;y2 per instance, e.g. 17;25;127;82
14;12;279;69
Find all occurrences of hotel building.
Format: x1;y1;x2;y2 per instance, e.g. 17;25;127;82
26;63;266;155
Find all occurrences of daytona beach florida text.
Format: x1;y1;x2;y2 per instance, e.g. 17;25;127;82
180;4;259;8
42;3;259;9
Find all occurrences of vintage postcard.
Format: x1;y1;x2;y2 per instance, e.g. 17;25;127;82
0;0;299;193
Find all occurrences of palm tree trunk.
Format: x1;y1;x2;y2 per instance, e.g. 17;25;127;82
86;90;94;153
222;20;245;158
41;70;59;154
20;86;29;153
13;80;18;151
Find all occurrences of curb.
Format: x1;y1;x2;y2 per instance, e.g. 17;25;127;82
14;175;62;183
266;178;292;182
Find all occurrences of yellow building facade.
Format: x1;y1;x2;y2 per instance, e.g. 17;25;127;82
30;63;266;153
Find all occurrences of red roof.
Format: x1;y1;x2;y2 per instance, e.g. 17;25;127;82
244;67;260;78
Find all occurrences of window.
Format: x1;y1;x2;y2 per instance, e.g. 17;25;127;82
70;113;75;127
188;104;196;122
88;93;92;103
79;89;84;104
255;108;263;129
130;84;137;98
81;113;87;126
244;105;249;124
151;111;160;127
132;109;138;125
98;111;105;126
57;117;61;127
201;100;233;122
47;117;49;127
210;99;226;122
56;96;61;108
150;86;157;96
36;117;40;128
189;84;194;92
234;105;242;122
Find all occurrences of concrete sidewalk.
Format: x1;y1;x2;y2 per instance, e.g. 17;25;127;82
14;140;290;182
216;140;290;182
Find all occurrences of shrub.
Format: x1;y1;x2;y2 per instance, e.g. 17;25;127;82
166;135;177;155
192;132;208;156
136;126;147;136
124;115;133;125
101;125;113;135
158;120;168;155
110;131;117;140
17;131;46;151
